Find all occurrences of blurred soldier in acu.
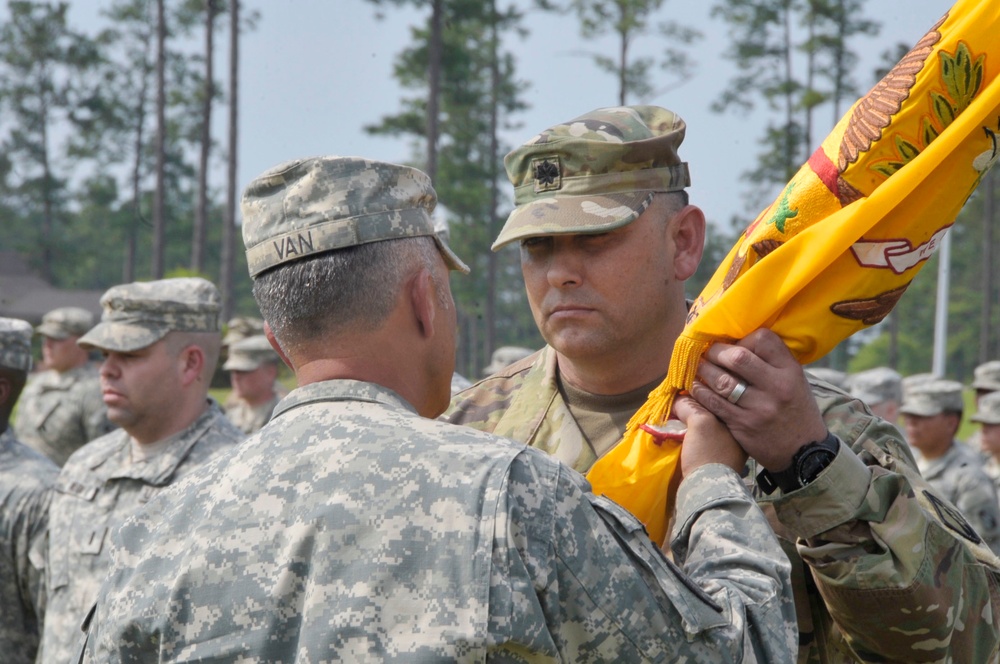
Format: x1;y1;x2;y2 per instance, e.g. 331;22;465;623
37;278;243;664
846;366;903;425
223;316;289;412
15;307;114;466
968;360;1000;451
482;345;534;378
223;334;282;434
972;391;1000;495
80;156;796;663
0;318;59;664
901;379;1000;553
445;105;1000;662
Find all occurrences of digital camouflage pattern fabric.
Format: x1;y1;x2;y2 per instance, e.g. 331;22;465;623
15;364;115;466
81;380;797;662
445;348;1000;663
493;105;690;250
0;318;33;372
35;307;94;340
223;393;280;435
0;427;58;664
240;156;468;278
78;277;221;353
38;403;241;664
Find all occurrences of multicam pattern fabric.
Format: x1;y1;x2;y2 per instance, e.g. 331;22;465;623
15;364;115;466
445;349;1000;663
78;278;221;353
0;427;58;664
494;105;690;250
37;402;242;664
240;156;468;278
915;441;1000;553
81;380;796;662
223;393;280;435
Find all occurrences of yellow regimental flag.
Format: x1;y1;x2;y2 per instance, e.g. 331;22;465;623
587;0;1000;546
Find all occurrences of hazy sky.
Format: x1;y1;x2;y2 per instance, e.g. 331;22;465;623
63;0;956;229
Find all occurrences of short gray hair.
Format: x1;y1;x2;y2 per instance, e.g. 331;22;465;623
253;237;443;352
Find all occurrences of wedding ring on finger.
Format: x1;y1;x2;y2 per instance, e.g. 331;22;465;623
726;379;749;405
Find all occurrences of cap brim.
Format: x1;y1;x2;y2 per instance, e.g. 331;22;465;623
900;404;943;417
972;414;1000;424
491;192;652;251
224;357;263;371
77;321;169;352
432;235;470;274
972;381;1000;391
35;323;71;340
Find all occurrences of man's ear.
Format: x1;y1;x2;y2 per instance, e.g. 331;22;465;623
670;205;706;281
409;268;437;341
264;322;293;370
179;345;206;387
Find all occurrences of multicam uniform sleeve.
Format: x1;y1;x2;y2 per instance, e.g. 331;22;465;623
488;451;796;662
774;396;1000;662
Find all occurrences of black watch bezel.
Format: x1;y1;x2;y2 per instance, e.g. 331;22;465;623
757;432;840;495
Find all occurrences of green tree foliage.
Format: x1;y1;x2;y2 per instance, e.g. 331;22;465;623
364;0;541;378
537;0;702;105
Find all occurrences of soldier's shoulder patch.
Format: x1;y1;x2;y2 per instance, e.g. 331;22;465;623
924;490;982;544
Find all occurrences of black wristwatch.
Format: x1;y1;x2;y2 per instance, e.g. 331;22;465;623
757;431;840;495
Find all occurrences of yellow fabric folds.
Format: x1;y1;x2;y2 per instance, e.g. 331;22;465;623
587;0;1000;545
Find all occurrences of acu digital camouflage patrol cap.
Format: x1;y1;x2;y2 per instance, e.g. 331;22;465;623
972;391;1000;425
223;335;278;372
847;367;903;406
900;379;965;417
241;156;469;278
972;361;1000;392
223;316;265;347
78;278;221;353
35;306;95;340
493;105;691;250
0;317;33;372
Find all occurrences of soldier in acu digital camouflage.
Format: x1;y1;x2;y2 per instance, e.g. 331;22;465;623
901;379;1000;553
15;307;115;466
37;278;243;664
845;366;903;425
444;105;1000;662
968;360;1000;451
79;155;796;662
223;334;282;434
0;318;59;664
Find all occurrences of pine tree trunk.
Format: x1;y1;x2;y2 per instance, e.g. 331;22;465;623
221;0;239;319
193;0;215;274
426;0;443;184
152;0;167;278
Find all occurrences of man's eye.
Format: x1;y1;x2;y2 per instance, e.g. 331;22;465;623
520;237;548;249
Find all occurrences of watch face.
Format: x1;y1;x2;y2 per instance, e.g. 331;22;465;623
797;447;837;485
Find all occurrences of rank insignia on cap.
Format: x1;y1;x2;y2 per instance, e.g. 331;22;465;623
532;157;561;192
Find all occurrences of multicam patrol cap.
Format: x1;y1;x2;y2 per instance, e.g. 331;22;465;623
971;361;1000;392
847;367;903;406
78;278;222;353
35;306;95;340
972;391;1000;425
492;105;691;250
900;379;965;417
0;317;33;372
223;335;278;372
223;316;265;347
241;156;469;278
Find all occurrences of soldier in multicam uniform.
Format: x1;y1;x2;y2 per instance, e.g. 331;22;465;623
0;318;59;664
845;366;903;425
15;307;115;466
80;156;796;662
223;334;282;434
900;379;1000;552
445;105;1000;662
37;278;243;664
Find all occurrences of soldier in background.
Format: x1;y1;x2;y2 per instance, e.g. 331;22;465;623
0;318;59;664
446;105;1000;662
481;345;534;378
846;366;903;425
968;361;1000;451
80;156;795;662
37;278;243;664
223;316;289;410
15;307;114;466
223;335;282;434
972;391;1000;494
901;379;1000;552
